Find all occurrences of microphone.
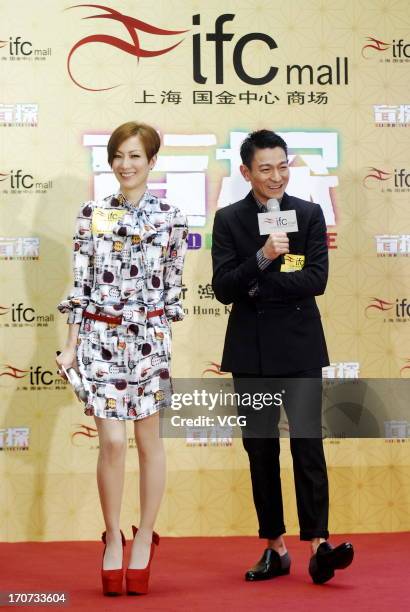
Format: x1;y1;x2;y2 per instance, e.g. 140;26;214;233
266;198;280;212
266;198;285;264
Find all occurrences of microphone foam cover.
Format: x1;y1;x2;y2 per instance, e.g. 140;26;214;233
266;198;280;211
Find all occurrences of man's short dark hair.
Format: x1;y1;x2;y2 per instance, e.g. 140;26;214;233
240;130;288;168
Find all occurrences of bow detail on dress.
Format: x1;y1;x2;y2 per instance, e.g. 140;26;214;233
111;192;157;244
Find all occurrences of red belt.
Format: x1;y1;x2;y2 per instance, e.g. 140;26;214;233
83;308;164;325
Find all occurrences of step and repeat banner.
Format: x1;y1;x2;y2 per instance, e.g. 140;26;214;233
1;0;409;541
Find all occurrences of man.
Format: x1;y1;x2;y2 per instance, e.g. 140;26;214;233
211;130;354;584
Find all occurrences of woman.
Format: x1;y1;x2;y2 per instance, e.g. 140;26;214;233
56;121;188;596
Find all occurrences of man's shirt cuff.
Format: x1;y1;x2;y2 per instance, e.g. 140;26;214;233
256;248;272;271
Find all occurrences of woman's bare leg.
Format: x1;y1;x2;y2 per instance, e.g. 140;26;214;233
129;411;166;568
94;416;127;569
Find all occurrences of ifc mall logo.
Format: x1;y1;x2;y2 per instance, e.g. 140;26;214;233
365;298;410;321
361;36;410;60
0;36;51;58
363;168;410;192
66;4;348;91
0;169;53;194
0;303;54;327
0;363;67;388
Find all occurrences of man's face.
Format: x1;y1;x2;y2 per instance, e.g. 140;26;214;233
240;146;289;203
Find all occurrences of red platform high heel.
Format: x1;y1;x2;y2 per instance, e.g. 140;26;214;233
101;530;126;596
126;526;160;595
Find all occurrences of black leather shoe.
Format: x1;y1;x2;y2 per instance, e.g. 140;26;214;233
245;548;291;581
309;541;354;584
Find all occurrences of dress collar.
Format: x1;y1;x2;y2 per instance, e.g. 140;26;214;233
114;189;151;210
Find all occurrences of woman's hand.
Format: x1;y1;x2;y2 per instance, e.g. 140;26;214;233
56;348;78;380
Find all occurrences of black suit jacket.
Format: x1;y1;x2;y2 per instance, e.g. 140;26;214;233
211;191;329;375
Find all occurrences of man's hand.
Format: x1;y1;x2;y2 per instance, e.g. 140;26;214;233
262;232;289;260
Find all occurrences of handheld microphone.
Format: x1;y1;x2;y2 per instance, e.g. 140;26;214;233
266;199;285;264
266;198;280;212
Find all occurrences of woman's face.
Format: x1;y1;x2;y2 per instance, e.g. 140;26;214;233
111;134;155;193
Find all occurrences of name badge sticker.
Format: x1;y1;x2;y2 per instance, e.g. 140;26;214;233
280;254;305;273
258;210;298;235
92;208;126;235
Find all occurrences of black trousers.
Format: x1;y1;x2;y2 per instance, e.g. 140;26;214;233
233;369;329;541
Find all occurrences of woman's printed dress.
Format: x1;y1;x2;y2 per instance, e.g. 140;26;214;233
58;191;188;420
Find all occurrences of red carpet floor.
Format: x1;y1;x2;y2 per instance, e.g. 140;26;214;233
1;533;409;611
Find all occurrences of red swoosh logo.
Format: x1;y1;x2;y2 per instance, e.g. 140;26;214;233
0;364;30;379
66;4;189;91
0;41;7;49
365;297;394;317
0;173;9;182
363;167;392;188
202;362;228;376
0;306;10;316
362;37;390;58
400;359;410;377
71;423;98;444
